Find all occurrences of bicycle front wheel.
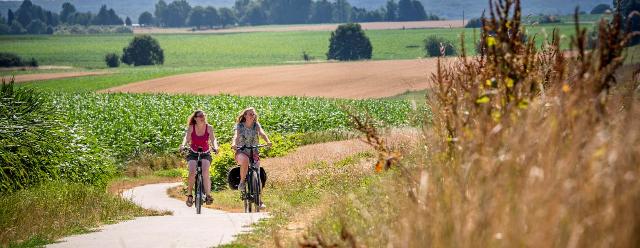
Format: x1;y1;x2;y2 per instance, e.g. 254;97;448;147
251;170;261;212
195;174;203;214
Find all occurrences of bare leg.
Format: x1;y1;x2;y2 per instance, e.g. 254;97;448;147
235;153;249;184
187;160;197;195
202;159;212;195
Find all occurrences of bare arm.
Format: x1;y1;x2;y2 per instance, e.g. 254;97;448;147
257;124;271;145
180;125;192;150
231;125;240;150
208;124;219;153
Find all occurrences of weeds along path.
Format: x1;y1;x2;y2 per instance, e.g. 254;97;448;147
47;182;267;248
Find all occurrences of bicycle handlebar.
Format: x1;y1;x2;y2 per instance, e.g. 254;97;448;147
181;147;216;154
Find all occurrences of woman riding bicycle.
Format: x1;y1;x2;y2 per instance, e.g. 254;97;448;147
231;107;272;197
180;110;219;207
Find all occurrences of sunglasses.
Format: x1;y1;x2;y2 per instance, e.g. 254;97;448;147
245;113;255;117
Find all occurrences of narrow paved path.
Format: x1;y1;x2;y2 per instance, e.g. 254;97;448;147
48;182;267;248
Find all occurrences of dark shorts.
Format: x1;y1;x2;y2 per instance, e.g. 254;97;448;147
186;151;212;162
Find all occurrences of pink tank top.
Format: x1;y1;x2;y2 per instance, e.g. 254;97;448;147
190;125;209;151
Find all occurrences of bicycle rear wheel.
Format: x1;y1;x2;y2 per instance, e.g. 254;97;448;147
195;174;203;214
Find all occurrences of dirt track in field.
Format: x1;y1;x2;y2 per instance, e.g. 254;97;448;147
9;71;110;83
134;20;465;34
101;58;450;99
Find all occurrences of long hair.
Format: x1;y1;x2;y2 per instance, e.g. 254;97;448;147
235;107;259;124
186;109;208;128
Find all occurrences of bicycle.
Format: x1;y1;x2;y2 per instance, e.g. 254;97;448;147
183;146;211;214
237;144;268;213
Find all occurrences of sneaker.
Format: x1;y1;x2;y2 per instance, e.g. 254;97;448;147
185;195;193;207
238;182;245;191
205;195;213;205
259;202;266;209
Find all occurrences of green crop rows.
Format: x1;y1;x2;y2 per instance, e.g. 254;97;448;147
51;92;416;161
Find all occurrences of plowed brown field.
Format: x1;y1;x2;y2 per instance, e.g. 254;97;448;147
101;58;448;99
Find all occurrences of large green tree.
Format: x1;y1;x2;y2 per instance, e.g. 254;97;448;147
310;0;333;23
219;7;236;28
333;0;351;22
327;23;372;61
138;11;154;26
164;0;192;27
154;0;168;26
121;35;165;66
203;6;220;28
187;6;207;28
385;0;398;21
241;3;268;25
60;2;76;23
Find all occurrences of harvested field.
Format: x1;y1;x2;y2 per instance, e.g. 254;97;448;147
0;66;74;71
9;71;111;83
134;20;465;34
101;58;449;99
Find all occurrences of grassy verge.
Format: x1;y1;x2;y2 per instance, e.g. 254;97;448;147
107;172;183;195
212;151;376;247
0;181;167;247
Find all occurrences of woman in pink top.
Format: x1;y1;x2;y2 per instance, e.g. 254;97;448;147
180;110;219;207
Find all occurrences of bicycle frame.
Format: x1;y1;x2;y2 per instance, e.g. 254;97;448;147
238;144;266;212
189;147;210;214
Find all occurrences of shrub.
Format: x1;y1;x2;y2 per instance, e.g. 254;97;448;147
121;35;164;66
138;11;154;26
27;57;38;67
204;133;302;191
327;23;373;61
9;22;25;34
52;25;132;35
113;26;133;34
208;143;236;191
465;17;483;28
0;24;10;35
26;20;46;34
0;53;24;67
538;14;560;24
105;53;120;68
424;36;457;57
302;51;314;61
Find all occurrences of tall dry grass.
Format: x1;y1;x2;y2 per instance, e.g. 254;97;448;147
397;0;639;247
302;0;639;247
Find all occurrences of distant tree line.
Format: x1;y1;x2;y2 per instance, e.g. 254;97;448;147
1;0;443;34
148;0;440;29
0;0;131;35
